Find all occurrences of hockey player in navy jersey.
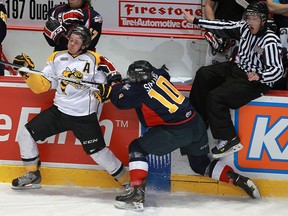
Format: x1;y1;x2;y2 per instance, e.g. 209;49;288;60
44;0;102;51
95;60;261;211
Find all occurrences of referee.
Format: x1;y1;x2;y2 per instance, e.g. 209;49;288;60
183;2;284;158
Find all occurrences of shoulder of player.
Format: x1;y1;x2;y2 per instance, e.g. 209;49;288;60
152;68;170;81
116;82;142;91
47;50;69;62
84;51;101;64
131;83;151;95
82;8;103;21
90;9;102;17
263;31;282;45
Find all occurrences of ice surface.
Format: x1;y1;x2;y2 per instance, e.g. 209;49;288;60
0;183;287;216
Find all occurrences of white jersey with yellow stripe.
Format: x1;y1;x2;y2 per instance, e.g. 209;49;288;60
42;50;105;117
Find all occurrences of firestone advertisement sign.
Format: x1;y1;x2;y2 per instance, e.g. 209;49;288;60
118;1;202;32
6;0;204;36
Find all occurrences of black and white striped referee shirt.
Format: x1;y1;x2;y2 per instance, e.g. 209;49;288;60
194;19;284;87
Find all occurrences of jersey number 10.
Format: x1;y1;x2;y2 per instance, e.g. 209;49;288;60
148;76;185;114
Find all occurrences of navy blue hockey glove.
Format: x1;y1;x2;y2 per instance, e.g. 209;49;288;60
106;71;122;85
44;17;66;43
94;83;112;103
62;9;84;25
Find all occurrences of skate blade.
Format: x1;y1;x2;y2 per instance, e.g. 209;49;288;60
11;183;42;190
247;180;261;199
212;143;243;159
114;200;144;211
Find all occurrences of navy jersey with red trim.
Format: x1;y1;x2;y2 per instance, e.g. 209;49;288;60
110;68;195;128
44;4;102;51
0;4;7;44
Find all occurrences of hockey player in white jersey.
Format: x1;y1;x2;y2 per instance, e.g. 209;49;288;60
11;25;129;189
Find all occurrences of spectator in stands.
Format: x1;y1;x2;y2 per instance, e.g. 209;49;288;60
203;0;255;65
44;0;102;51
183;2;284;158
94;60;261;211
266;0;288;35
266;0;288;89
0;0;7;76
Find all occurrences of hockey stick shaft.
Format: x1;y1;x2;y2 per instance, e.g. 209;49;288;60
235;0;249;9
0;60;102;89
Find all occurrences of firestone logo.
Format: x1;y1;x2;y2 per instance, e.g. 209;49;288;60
119;1;202;30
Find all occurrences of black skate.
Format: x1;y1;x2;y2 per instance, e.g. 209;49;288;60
211;136;243;158
12;170;42;190
227;171;261;199
114;184;145;211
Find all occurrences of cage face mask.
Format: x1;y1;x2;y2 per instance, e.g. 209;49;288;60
245;2;268;24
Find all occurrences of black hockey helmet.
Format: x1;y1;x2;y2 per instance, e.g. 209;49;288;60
68;25;91;47
127;60;153;83
245;1;269;22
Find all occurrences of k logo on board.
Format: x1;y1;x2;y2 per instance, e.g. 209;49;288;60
234;101;288;174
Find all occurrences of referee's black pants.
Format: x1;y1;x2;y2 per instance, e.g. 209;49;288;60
189;61;270;140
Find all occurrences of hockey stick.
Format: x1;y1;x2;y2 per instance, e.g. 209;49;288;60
0;60;102;91
235;0;249;9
